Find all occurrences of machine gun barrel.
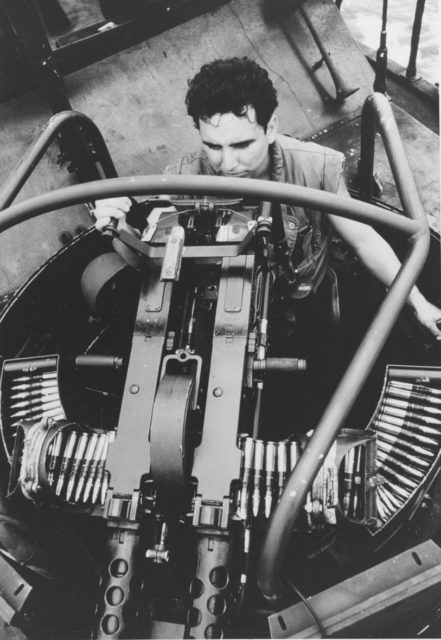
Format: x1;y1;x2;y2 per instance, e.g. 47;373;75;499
94;522;144;639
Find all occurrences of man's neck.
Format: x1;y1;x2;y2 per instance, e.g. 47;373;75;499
260;145;274;181
254;152;272;181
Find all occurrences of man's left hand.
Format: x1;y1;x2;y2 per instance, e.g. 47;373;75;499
412;298;441;340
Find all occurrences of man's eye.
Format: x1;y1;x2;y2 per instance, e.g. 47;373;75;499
204;143;221;150
235;143;250;149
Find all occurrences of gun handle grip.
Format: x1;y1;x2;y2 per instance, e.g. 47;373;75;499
101;217;118;237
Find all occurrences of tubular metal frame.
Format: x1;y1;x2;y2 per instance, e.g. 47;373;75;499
257;92;430;603
0;94;430;605
0;174;420;235
0;110;118;211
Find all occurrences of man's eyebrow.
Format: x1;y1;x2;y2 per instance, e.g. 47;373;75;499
201;138;256;147
231;139;255;147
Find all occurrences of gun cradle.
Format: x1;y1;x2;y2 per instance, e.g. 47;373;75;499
1;200;441;639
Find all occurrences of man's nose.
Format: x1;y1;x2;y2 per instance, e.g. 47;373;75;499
220;149;237;172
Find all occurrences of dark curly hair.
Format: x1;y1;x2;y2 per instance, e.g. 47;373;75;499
186;57;278;130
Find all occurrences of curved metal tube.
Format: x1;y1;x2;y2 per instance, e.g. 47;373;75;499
359;94;428;212
0;94;429;603
0;174;418;236
0;110;118;211
257;92;430;603
0;110;119;559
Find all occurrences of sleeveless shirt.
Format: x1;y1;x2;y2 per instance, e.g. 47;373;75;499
164;134;345;294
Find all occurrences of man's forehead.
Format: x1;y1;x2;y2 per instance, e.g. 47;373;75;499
200;107;259;129
198;111;264;147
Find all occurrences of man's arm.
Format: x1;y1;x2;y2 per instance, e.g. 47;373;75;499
328;181;441;340
91;197;145;269
93;197;177;269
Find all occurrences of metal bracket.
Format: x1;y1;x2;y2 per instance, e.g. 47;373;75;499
118;225;256;260
160;226;185;281
192;496;231;530
160;351;202;410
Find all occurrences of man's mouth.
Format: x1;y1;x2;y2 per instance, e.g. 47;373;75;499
221;171;248;177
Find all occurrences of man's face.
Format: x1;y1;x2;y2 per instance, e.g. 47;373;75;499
198;107;277;179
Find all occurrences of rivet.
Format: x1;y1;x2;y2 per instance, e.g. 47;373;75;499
213;387;223;397
288;222;295;230
130;384;139;394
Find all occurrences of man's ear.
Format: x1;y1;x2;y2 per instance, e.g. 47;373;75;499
266;113;278;144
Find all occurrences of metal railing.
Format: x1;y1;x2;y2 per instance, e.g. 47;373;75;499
257;92;430;603
338;0;431;88
0;110;118;211
406;0;426;81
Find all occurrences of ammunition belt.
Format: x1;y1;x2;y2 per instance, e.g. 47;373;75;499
236;435;338;528
9;416;114;506
368;365;441;527
0;355;66;461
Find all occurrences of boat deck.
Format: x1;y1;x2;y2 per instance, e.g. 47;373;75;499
0;0;438;293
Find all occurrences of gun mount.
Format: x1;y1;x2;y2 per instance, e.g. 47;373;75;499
0;102;440;638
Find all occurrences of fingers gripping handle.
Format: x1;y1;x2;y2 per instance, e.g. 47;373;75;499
94;196;136;237
101;217;118;237
99;197;148;237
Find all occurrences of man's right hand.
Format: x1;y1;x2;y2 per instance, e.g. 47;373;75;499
93;197;132;231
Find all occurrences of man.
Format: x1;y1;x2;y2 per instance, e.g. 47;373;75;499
94;56;441;339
